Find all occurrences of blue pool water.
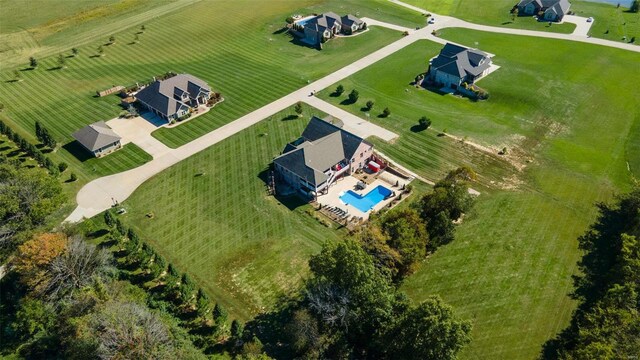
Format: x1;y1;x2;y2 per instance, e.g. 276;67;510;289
340;185;393;213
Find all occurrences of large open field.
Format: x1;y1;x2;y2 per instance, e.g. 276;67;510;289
316;28;639;358
402;0;639;41
0;0;423;200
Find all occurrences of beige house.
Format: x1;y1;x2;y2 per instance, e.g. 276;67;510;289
274;116;373;197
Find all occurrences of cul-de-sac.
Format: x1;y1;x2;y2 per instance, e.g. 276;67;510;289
1;0;639;359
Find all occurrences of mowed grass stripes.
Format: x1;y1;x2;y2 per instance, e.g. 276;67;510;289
0;0;423;196
121;106;340;320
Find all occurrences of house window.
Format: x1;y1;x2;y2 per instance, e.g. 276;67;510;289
360;152;363;158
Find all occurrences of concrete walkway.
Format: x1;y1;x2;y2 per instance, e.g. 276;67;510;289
65;25;435;223
390;0;640;53
303;97;398;142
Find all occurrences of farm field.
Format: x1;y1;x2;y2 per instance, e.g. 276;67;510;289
401;0;639;41
0;0;423;200
318;28;639;359
120;105;344;321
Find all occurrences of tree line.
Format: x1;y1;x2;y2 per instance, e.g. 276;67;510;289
541;187;640;359
0;119;61;176
240;167;478;359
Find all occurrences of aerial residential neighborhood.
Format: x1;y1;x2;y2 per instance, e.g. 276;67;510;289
0;0;638;359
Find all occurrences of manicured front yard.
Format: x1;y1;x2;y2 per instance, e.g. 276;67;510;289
317;28;639;359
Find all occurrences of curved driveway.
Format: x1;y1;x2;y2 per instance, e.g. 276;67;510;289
66;9;639;222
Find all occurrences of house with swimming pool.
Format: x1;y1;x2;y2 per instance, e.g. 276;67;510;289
274;116;374;197
274;116;408;220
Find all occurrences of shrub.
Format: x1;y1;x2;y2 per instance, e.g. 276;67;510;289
69;173;77;182
335;84;345;95
419;116;432;130
348;89;359;103
366;100;374;111
58;162;68;173
382;107;391;118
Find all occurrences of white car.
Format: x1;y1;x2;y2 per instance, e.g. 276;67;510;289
587;17;594;22
428;18;435;24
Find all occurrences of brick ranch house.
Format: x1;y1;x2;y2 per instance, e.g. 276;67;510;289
274;116;373;197
427;43;493;90
516;0;571;22
135;73;211;121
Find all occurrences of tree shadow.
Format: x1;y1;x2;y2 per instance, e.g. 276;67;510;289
20;67;35;72
0;145;12;152
4;79;19;83
360;106;371;112
88;228;110;239
410;125;427;133
329;91;342;97
90;54;102;58
272;27;289;35
502;21;513;25
63;141;92;162
377;113;389;119
340;98;356;105
281;114;299;121
46;66;63;71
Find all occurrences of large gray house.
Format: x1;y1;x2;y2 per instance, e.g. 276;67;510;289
428;43;493;90
72;121;122;157
136;74;211;121
301;12;365;45
516;0;571;22
274;116;373;197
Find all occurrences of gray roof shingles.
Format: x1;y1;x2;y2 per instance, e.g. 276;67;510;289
274;116;370;186
136;74;211;117
431;43;491;79
72;121;121;151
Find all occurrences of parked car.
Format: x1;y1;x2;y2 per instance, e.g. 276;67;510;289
587;17;594;23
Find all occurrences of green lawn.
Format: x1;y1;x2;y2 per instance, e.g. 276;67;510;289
120;105;343;321
399;0;640;41
398;0;576;33
318;28;639;359
0;0;423;195
571;1;640;42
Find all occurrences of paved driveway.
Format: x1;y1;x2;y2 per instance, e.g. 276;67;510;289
562;15;594;37
106;116;171;158
304;97;398;142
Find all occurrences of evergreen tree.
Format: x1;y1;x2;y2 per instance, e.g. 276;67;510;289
29;57;38;68
104;210;115;228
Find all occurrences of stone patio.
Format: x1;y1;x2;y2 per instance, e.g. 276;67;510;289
316;170;409;221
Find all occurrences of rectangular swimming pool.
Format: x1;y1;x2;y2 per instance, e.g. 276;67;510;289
339;185;393;213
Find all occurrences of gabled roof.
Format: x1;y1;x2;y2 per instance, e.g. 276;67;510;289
517;0;570;12
305;12;341;33
274;116;370;186
73;121;121;151
430;43;491;79
341;14;363;27
136;74;211;117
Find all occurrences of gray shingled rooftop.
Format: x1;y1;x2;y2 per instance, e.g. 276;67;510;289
72;121;121;151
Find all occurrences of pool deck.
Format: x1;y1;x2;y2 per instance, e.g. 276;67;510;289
316;172;409;220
